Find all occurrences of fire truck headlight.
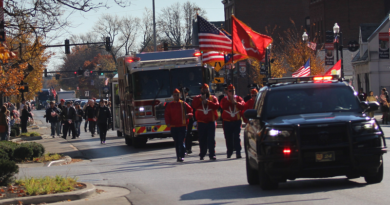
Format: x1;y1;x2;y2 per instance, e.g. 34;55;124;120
139;107;145;112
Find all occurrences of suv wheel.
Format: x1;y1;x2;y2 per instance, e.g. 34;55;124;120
125;134;132;146
364;161;383;184
258;163;279;190
246;156;259;185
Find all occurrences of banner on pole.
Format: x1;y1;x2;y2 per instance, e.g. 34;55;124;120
325;43;334;65
379;32;389;59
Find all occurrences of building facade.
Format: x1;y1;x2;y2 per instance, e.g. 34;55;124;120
352;18;390;97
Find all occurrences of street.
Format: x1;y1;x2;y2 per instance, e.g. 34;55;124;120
19;110;390;205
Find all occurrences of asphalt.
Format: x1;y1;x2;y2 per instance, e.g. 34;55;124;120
13;110;390;205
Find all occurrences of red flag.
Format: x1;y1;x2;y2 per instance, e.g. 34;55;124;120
325;60;341;76
232;15;273;62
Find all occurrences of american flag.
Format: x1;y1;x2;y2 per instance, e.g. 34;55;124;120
292;59;310;77
307;42;317;51
104;78;109;86
202;51;225;64
333;35;339;43
51;86;57;98
198;15;232;53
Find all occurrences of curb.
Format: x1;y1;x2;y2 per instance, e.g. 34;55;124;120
11;136;43;142
0;182;96;205
17;156;72;168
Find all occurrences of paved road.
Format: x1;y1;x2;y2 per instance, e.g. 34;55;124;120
20;110;390;205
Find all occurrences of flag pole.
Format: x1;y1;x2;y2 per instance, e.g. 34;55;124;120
231;15;234;85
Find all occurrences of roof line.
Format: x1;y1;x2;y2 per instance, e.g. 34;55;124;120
367;12;390;41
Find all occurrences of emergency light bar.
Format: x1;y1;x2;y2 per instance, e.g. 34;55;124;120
267;75;339;85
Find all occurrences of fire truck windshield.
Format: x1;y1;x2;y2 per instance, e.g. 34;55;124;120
133;70;171;100
171;67;203;96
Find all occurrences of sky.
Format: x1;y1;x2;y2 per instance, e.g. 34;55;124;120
46;0;225;70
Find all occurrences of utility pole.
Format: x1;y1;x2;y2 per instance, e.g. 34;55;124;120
153;0;157;52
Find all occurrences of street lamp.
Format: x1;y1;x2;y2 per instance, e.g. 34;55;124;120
333;23;344;78
302;32;308;42
266;43;272;79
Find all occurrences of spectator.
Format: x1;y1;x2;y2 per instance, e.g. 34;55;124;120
74;102;84;138
366;91;377;118
379;88;389;125
0;106;8;141
21;104;33;133
358;88;367;101
46;101;61;138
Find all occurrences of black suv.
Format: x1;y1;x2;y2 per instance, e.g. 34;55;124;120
244;76;387;190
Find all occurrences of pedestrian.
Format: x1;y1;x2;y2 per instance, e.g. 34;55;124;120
85;99;98;137
56;103;63;136
20;104;32;133
83;102;89;132
95;99;111;144
184;89;195;154
380;88;389;124
358;88;367;102
61;101;77;139
58;99;66;134
221;84;245;158
74;102;84;138
242;89;258;124
192;84;219;160
0;106;8;141
46;101;61;138
366;91;377;118
164;89;193;162
92;98;100;135
5;110;11;141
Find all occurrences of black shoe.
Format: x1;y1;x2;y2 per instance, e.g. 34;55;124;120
85;130;87;132
209;156;216;161
72;137;76;139
92;134;94;137
177;158;184;162
52;136;55;138
227;154;232;158
187;150;192;154
200;156;204;160
236;154;242;159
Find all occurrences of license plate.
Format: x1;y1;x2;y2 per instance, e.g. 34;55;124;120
315;151;335;162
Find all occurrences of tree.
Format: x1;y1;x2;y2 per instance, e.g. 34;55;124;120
119;16;140;55
139;8;157;52
158;1;206;47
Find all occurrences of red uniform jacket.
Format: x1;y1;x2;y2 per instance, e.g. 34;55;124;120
164;100;193;127
221;95;245;122
243;98;255;123
192;95;219;123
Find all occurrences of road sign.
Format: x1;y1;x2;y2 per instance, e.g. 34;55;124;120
99;75;105;79
213;77;225;84
84;70;89;77
85;91;89;97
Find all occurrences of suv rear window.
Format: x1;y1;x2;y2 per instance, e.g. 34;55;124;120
263;87;361;119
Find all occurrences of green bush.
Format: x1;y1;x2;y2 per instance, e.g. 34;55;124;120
23;142;45;158
0;159;19;186
0;149;9;161
13;145;33;161
0;142;17;160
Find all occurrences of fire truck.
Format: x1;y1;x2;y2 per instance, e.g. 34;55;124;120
111;49;214;148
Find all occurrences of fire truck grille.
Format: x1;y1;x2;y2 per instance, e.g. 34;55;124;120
155;104;166;120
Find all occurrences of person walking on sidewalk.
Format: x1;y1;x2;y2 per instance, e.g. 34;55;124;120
221;84;245;159
85;100;98;137
192;84;219;161
95;99;111;144
58;99;66;134
61;101;77;139
83;102;89;132
46;101;61;138
21;104;33;133
0;106;8;141
242;89;258;124
74;102;84;138
165;89;193;162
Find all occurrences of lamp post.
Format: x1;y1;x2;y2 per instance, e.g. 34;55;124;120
267;43;272;78
152;0;157;52
302;31;308;42
333;23;344;78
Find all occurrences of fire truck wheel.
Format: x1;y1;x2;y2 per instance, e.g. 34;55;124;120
125;135;132;146
133;137;147;148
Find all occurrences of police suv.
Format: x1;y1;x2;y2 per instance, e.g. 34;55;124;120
244;76;387;190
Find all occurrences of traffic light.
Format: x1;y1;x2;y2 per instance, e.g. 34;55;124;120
325;30;334;43
44;69;47;77
74;71;77;77
105;37;111;52
65;39;70;54
163;42;168;51
90;70;93;75
55;74;60;80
